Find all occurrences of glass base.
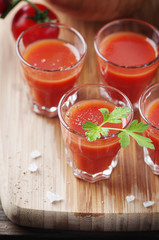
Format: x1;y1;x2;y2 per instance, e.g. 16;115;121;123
25;85;58;117
65;148;119;183
32;103;58;118
143;147;159;175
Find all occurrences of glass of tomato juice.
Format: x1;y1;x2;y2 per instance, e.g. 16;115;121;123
58;84;133;183
94;19;159;108
139;83;159;175
16;23;87;117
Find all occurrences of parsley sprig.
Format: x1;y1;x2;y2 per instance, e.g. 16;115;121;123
82;107;154;149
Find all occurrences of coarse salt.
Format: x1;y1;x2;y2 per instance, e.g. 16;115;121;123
46;191;62;203
143;201;155;208
28;162;38;172
30;150;41;159
126;195;135;202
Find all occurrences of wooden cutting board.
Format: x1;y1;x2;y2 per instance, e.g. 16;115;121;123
0;0;159;231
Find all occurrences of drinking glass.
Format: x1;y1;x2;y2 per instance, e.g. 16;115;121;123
58;83;133;183
94;19;159;108
16;23;87;117
139;82;159;175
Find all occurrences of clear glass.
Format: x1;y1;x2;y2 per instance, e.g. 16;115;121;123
139;83;159;175
94;19;159;108
16;23;87;117
58;84;133;183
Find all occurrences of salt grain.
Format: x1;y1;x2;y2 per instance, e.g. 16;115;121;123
143;201;155;208
126;195;135;202
28;162;38;172
30;150;41;159
46;191;62;203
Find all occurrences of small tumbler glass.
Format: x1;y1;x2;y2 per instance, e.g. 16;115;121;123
16;23;87;117
58;84;133;183
94;19;159;108
139;82;159;175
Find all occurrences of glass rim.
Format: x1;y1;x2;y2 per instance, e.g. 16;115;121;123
16;22;87;73
58;83;134;139
94;18;159;69
139;82;159;131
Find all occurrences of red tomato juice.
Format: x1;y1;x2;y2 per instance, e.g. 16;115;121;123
98;32;158;104
63;100;122;175
23;39;81;108
145;99;159;165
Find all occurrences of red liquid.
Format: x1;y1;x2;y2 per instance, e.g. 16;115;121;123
63;100;122;175
98;32;158;104
145;99;159;165
23;39;81;108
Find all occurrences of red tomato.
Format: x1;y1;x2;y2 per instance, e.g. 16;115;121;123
22;22;60;47
12;3;59;40
0;0;8;14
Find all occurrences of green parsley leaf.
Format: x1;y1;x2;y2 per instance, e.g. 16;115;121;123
128;132;155;149
98;108;109;122
100;127;109;136
126;119;148;133
118;131;130;148
85;129;101;142
107;107;131;123
82;107;155;150
82;121;98;131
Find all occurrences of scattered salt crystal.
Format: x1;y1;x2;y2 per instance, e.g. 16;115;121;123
126;195;135;202
143;201;155;208
30;150;41;159
28;162;38;172
46;191;62;203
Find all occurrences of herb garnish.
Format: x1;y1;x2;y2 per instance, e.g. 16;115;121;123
82;107;154;149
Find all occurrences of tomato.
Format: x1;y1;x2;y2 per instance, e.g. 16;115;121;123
12;3;59;40
22;22;61;47
0;0;8;14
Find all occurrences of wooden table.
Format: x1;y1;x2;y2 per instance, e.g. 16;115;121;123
1;0;159;237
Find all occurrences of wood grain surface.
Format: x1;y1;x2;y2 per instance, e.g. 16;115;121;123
0;0;159;232
46;0;144;21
